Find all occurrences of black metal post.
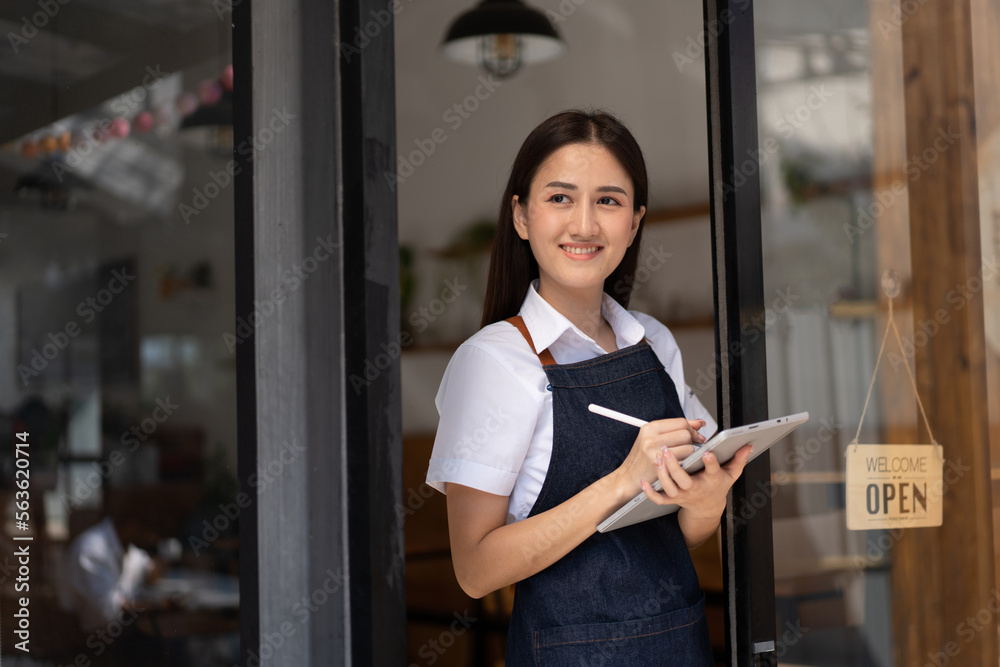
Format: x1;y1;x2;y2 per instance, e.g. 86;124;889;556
232;0;258;661
702;0;777;665
340;0;406;664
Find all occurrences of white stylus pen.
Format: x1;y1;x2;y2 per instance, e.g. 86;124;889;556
587;403;648;428
588;403;705;449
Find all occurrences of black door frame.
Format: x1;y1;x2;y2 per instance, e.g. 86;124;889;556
234;0;773;664
234;0;404;664
703;1;777;665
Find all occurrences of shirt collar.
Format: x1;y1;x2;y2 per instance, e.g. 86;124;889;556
518;279;646;353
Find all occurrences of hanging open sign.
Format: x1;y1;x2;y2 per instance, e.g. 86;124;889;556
844;283;945;531
846;444;943;530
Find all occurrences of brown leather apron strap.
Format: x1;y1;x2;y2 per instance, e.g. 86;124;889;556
505;316;556;366
506;314;553;600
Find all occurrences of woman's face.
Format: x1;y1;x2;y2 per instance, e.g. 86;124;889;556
513;142;645;299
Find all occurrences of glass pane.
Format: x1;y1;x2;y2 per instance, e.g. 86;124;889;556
0;3;237;663
755;0;1000;664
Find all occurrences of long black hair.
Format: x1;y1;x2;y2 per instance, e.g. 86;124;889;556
481;109;649;327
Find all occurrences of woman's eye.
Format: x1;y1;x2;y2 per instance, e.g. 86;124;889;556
548;194;569;203
598;196;621;206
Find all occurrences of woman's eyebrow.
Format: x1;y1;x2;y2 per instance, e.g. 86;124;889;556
543;181;629;196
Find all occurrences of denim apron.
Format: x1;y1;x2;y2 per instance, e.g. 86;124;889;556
504;316;713;666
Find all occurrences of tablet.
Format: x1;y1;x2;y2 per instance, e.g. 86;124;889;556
596;412;810;533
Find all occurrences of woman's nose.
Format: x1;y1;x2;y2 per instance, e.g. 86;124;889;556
569;204;597;237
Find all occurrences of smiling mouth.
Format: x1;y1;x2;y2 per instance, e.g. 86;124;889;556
560;245;602;255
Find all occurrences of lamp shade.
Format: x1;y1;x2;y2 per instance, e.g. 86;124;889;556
441;0;565;76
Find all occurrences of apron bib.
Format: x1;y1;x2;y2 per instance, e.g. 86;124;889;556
504;316;713;666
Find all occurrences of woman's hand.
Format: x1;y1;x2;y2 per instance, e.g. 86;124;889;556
640;443;754;547
613;418;707;497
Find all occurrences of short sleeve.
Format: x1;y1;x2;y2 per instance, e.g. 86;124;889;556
427;343;541;497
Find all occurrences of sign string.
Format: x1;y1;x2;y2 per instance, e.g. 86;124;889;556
850;297;940;453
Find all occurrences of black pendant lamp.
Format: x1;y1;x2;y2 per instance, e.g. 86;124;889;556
441;0;566;78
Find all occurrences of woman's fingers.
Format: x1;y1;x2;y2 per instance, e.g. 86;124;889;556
666;444;695;461
641;444;755;507
721;444;754;477
700;451;722;475
642;446;693;504
640;479;671;504
641;418;707;443
646;429;702;453
626;417;714;496
658;446;693;493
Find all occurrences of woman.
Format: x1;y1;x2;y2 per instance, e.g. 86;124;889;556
426;109;751;665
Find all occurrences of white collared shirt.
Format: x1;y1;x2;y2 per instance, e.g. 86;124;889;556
426;281;718;523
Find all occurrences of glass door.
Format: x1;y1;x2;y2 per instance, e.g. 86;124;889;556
0;3;239;663
751;0;1000;664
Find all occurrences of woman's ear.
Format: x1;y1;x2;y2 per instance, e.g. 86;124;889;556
512;195;529;240
628;205;646;246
